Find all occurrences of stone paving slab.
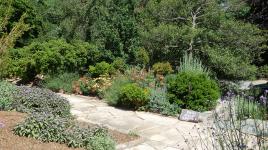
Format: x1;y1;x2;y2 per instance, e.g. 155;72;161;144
60;94;205;150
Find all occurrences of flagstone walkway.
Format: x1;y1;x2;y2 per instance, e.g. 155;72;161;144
60;94;205;150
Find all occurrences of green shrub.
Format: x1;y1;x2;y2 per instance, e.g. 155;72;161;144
63;126;115;150
42;72;79;93
13;86;71;118
87;134;115;150
134;48;150;66
14;113;70;143
257;65;268;79
146;88;179;116
207;48;257;80
112;58;127;73
152;62;173;76
166;72;220;112
88;61;115;77
104;76;131;105
118;83;149;109
179;53;210;76
6;40;101;81
14;113;115;150
0;81;16;110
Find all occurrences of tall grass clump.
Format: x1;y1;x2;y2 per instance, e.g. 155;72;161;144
42;72;79;93
104;76;132;105
179;53;210;76
236;96;267;120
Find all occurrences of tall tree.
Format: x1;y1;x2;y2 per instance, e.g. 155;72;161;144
0;0;30;78
138;0;266;79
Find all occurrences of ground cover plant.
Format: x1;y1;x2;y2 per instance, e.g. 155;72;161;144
0;81;116;150
0;111;82;150
14;113;115;150
12;86;71;117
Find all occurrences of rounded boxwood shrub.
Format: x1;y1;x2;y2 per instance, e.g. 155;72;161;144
118;83;149;109
166;72;220;112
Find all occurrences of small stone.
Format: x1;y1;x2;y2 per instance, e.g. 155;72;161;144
179;109;200;123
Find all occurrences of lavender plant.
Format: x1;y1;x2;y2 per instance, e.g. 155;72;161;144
181;88;268;150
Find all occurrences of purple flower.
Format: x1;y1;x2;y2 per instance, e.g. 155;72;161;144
260;95;267;105
264;90;268;97
0;122;5;128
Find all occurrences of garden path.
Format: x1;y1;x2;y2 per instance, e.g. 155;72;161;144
60;94;206;150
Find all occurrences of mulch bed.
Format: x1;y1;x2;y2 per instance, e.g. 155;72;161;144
0;111;138;150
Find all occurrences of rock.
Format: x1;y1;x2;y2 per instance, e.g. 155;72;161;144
179;109;200;123
238;81;252;90
238;80;268;90
198;111;213;123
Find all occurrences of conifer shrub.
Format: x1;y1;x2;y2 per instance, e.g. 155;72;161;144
166;72;220;112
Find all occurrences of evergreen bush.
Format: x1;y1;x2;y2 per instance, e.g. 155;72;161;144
166;72;220;112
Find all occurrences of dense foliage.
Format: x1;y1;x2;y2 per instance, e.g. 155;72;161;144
152;62;173;76
42;72;80;93
0;81;16;110
104;76;132;105
146;88;179;116
0;0;267;81
13;86;71;117
6;39;100;80
14;113;115;150
118;83;149;109
88;61;115;78
257;65;268;79
166;72;220;112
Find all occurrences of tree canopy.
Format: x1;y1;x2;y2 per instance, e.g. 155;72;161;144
0;0;267;80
